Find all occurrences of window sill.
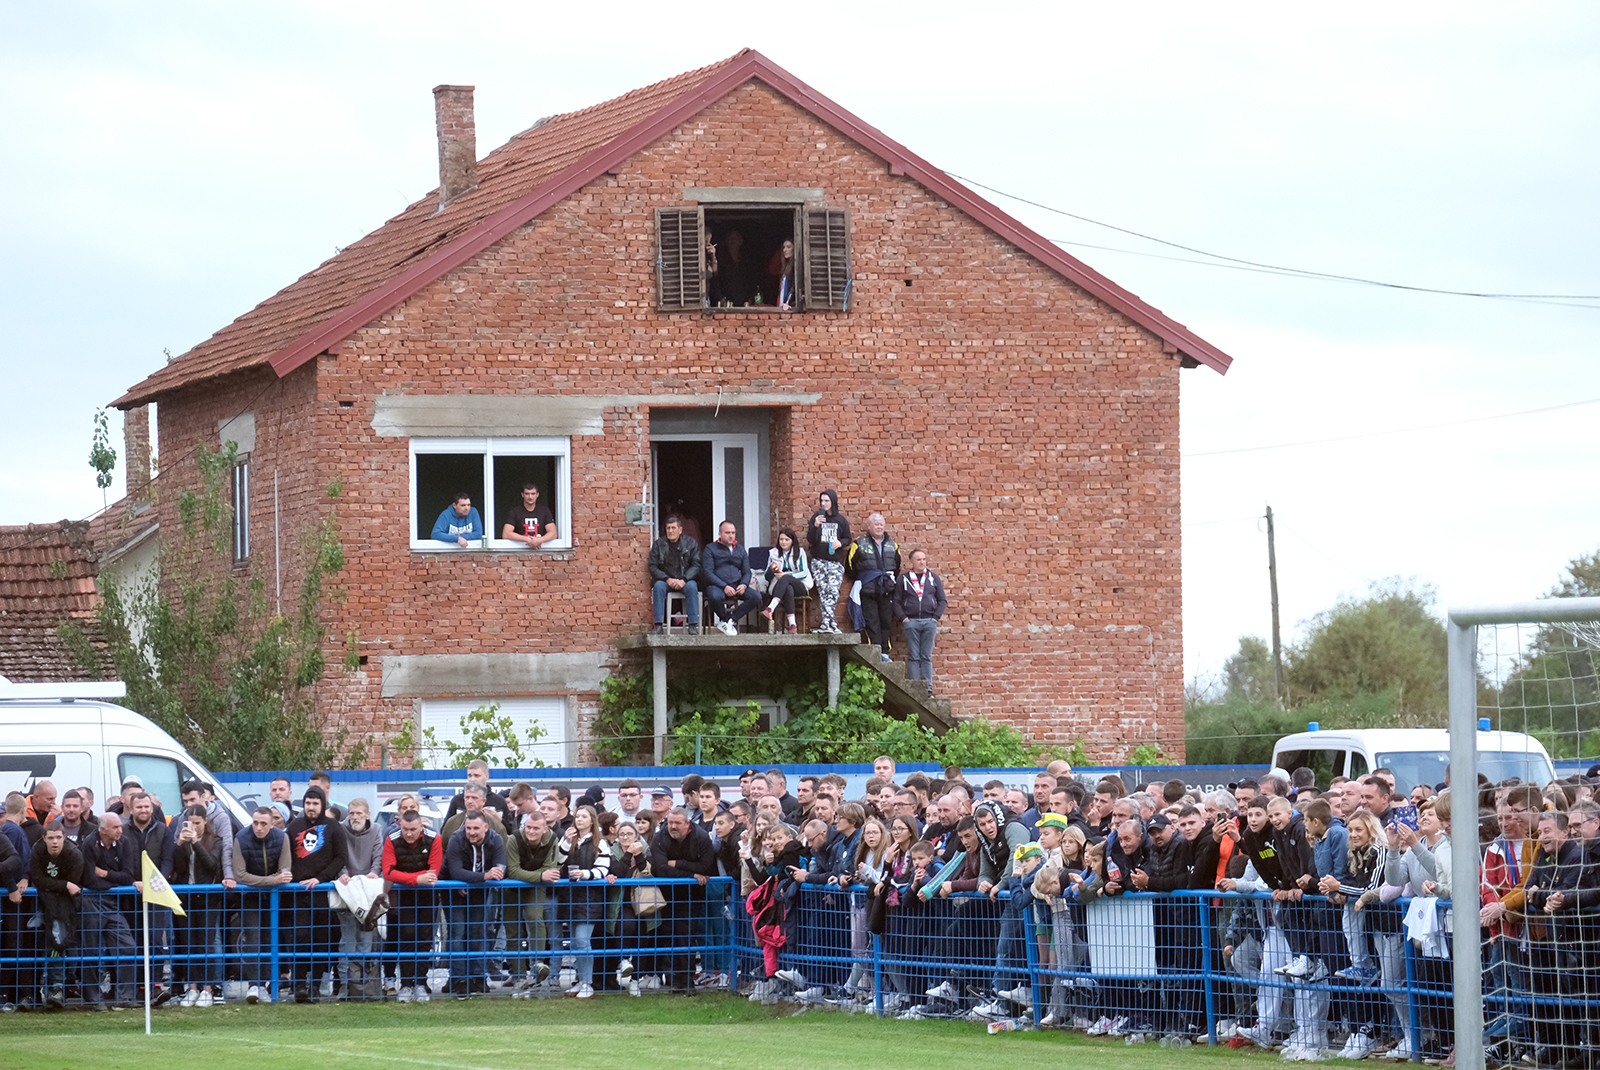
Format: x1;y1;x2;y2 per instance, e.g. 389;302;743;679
410;542;572;554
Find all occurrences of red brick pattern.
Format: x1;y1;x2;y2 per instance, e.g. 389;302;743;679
143;82;1186;765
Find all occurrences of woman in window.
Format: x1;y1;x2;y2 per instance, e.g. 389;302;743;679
806;490;851;635
761;527;812;634
768;238;796;311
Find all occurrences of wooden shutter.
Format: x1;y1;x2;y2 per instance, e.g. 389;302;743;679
801;207;851;311
655;207;704;311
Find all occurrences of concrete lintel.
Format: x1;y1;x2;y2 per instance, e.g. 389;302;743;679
683;186;824;204
372;392;821;438
380;650;609;698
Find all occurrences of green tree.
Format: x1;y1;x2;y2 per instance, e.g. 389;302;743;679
1286;578;1448;720
59;442;359;771
1223;635;1276;702
88;410;117;510
1494;548;1600;758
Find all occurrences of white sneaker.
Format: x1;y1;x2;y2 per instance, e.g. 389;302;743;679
413;987;430;1003
575;983;594;999
1276;954;1312;978
617;959;635;981
1040;1012;1061;1028
795;986;830;1003
775;968;806;988
717;619;737;636
925;980;958;1000
974;999;1007;1019
1339;1032;1377;1060
1087;1015;1115;1035
1240;1025;1274;1047
196;989;214;1008
396;986;413;1003
246;984;261;1005
999;983;1030;1002
1383;1041;1415;1061
1073;1015;1096;1030
1106;1015;1132;1036
179;988;199;1007
627;980;641;997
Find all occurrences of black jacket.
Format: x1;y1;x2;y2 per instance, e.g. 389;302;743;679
650;822;717;892
1269;813;1317;892
286;812;349;884
1525;838;1588;944
894;569;947;622
648;534;704;584
0;829;21;890
30;841;84;951
124;815;174;879
1141;829;1191;892
173;834;226;885
848;534;900;590
81;833;139;891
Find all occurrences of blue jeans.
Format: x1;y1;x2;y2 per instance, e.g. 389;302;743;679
571;921;595;986
652;580;699;624
707;585;761;623
902;618;937;684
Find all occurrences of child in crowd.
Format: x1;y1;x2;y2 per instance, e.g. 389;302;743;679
975;842;1044;1019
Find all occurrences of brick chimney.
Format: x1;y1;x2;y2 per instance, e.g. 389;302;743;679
123;404;151;501
433;84;478;208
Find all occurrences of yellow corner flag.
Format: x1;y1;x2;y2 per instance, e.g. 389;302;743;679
141;851;186;916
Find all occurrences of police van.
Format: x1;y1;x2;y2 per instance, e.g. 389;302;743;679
0;677;249;826
1271;721;1556;793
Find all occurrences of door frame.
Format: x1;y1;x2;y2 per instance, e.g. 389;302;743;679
650;433;762;545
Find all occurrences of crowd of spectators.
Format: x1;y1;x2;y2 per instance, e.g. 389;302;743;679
2;755;1597;1069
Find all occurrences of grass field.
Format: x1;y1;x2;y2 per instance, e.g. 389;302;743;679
0;995;1302;1070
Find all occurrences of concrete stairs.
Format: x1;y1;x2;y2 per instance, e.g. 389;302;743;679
841;643;955;732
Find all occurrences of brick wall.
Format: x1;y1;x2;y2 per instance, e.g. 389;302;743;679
160;82;1187;765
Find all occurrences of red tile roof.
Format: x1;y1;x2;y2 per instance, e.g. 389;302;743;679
0;520;116;683
113;49;1230;410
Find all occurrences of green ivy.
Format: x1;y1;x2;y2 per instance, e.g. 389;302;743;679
598;659;1065;768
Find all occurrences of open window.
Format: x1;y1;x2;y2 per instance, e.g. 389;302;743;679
410;437;572;551
655;204;850;312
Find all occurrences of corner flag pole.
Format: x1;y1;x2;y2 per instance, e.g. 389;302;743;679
143;891;152;1035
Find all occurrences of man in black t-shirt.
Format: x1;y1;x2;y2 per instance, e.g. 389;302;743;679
502;483;558;547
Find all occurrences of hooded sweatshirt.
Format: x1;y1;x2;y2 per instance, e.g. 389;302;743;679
286;788;349;884
806;489;852;564
341;814;385;878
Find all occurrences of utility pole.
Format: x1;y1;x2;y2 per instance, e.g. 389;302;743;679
1266;504;1284;706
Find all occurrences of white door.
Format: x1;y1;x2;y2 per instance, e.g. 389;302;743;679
651;433;761;545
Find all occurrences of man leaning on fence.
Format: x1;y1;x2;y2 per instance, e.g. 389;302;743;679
650;807;717;993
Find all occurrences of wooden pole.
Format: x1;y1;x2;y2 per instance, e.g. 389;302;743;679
1266;505;1284;706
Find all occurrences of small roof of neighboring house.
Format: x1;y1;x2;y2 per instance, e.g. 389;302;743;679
0;518;118;682
114;49;1231;411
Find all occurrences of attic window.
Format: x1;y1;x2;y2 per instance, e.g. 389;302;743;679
655;204;850;313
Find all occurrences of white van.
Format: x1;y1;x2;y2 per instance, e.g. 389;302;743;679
1271;723;1556;792
0;678;250;827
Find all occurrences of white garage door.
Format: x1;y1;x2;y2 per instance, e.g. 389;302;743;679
419;696;569;768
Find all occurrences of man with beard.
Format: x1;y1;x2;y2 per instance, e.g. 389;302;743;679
284;787;348;1003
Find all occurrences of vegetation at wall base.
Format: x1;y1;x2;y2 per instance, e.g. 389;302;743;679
596;661;1067;767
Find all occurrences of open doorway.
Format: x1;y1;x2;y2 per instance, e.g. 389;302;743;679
653;440;713;547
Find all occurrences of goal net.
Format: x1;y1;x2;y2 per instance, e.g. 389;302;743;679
1447;597;1600;1070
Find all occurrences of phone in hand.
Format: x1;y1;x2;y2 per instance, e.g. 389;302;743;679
1391;804;1420;832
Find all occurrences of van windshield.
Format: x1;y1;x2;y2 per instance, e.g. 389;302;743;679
1375;750;1556;793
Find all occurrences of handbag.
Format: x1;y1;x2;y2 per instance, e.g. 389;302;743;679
632;883;666;916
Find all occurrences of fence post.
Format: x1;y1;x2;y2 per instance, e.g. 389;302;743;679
695;734;702;765
1404;924;1421;1062
268;888;280;1003
1201;893;1216;1044
872;931;883;1017
1024;905;1041;1025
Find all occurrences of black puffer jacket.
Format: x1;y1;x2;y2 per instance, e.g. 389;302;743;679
1141;829;1191;891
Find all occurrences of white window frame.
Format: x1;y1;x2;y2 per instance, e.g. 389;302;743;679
649;433;761;545
409;436;572;552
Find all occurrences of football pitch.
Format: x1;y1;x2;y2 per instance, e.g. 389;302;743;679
0;995;1295;1070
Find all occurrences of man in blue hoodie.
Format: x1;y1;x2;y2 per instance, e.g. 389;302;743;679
701;521;761;635
431;492;483;547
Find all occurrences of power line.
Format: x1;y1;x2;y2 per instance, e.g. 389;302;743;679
1184;394;1600;458
949;172;1600;306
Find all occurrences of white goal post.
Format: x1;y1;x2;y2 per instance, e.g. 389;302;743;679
1447;596;1600;1070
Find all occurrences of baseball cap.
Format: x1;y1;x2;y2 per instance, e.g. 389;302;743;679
1035;813;1071;831
1148;814;1173;830
1014;843;1044;862
651;785;674;798
121;775;143;789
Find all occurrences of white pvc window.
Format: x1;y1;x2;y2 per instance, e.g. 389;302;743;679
409;437;572;552
419;697;569;768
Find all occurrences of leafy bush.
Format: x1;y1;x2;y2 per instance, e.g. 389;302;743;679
1184;690;1402;767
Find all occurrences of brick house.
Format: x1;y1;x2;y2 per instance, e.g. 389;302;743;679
111;50;1231;766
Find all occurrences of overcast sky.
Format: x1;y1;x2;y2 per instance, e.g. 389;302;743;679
4;1;1597;688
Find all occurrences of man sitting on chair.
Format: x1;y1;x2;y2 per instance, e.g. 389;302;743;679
647;515;703;634
701;521;762;636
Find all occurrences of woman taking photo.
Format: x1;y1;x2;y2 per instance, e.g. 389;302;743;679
761;527;812;634
806;490;850;634
172;805;225;1006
